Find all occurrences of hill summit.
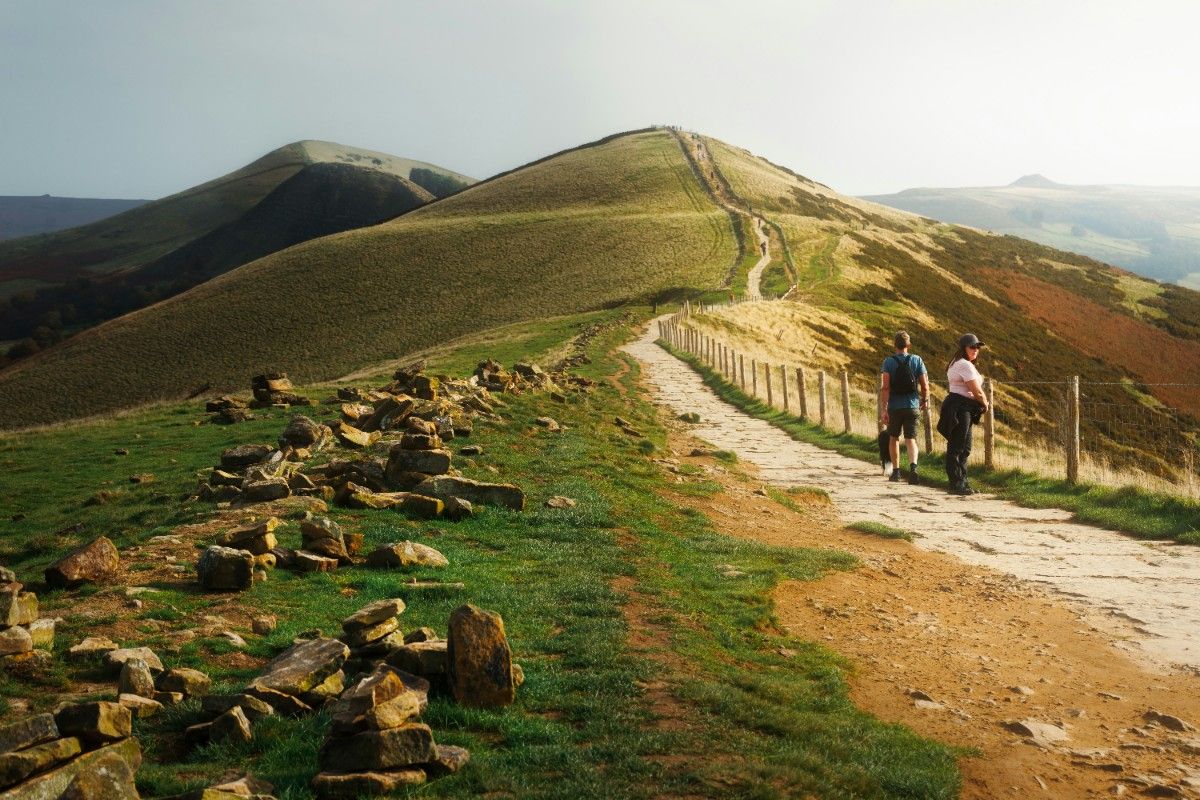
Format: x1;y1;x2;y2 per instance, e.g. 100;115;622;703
1009;173;1063;189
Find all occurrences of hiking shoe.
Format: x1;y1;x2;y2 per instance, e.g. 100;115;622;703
889;469;901;483
949;485;975;496
907;466;919;485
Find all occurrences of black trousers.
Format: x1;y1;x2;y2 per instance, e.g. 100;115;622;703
945;404;974;488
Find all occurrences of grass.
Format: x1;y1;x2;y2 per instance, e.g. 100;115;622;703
847;521;915;541
663;340;1200;545
0;130;735;430
0;314;962;799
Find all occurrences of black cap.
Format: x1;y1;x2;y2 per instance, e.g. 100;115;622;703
958;333;985;348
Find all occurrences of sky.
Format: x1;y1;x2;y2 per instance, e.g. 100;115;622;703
3;0;1200;199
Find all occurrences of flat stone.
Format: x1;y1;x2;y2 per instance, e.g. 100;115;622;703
1144;710;1194;732
544;495;577;509
250;638;349;696
210;706;252;745
444;496;474;521
252;616;277;635
200;694;275;722
1003;719;1070;746
197;546;255;591
0;738;140;800
317;723;436;772
387;447;452;476
58;749;140;799
310;769;425;799
243;686;312;717
424;743;471;777
386;641;448;677
343;599;406;631
44;537;119;588
157;668;211;697
220;444;272;469
242;478;290;503
0;592;37;627
329;665;425;734
341;617;399;648
0;626;32;657
300;517;343;542
66;637;116;662
447;604;515;708
300;670;346;708
216;518;281;548
53;702;131;746
334;422;379;449
293;551;339;572
0;714;59;756
280;415;330;449
117;694;162;719
399;433;442;451
0;737;81;788
117;658;155;698
413;476;525;510
365;541;448;569
27;619;54;650
103;647;163;675
151;691;184;706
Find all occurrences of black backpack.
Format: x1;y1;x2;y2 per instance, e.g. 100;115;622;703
890;354;918;395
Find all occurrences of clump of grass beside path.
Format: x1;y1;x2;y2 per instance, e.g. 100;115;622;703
662;340;1200;545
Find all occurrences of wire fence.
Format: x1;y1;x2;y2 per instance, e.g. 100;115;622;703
659;304;1200;499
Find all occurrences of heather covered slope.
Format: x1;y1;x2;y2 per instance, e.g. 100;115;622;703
690;136;1200;472
0;129;735;428
0;194;148;241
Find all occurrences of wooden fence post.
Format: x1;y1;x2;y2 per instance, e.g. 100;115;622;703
818;370;827;427
1067;375;1080;483
922;404;933;455
877;375;885;432
841;370;852;433
983;378;995;470
765;364;774;407
780;365;789;412
751;359;758;398
739;354;746;390
797;367;807;419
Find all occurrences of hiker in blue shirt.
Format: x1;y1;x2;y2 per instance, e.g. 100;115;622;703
879;331;930;484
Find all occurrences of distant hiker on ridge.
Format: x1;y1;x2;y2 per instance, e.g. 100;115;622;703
879;331;929;484
937;333;989;496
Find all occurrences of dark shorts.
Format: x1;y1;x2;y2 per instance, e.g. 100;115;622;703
887;408;919;439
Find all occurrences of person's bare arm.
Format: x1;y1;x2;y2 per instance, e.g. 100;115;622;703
966;376;988;411
879;372;891;424
919;373;929;410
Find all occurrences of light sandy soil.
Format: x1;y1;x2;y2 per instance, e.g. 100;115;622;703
627;320;1200;799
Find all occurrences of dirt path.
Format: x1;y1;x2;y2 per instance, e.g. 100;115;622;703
627;321;1200;797
625;317;1200;674
745;216;770;300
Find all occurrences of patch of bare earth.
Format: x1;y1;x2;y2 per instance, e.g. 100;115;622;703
657;419;1200;800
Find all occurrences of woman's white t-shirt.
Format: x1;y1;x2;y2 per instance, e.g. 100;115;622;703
947;359;982;398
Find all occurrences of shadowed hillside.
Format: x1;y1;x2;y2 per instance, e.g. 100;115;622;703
680;136;1200;478
0;195;147;241
0;141;471;355
0;128;735;428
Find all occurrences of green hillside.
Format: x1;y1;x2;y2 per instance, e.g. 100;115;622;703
0;140;470;295
0;129;735;428
689;136;1200;476
862;177;1200;287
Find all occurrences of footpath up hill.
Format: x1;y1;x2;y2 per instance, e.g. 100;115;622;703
0;129;736;429
684;135;1200;473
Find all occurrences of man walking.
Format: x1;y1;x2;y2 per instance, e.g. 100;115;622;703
880;331;930;483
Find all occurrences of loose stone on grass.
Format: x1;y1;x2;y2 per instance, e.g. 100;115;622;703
197;546;255;591
366;542;448;569
54;702;132;746
44;537;120;588
103;647;164;676
117;658;155;698
447;604;515;708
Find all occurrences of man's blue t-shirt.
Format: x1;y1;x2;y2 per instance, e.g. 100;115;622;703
881;353;926;410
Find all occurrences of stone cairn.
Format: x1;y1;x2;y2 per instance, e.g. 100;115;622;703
0;700;141;798
0;566;56;673
194;359;593;517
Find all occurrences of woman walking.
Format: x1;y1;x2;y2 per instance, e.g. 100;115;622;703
938;333;989;495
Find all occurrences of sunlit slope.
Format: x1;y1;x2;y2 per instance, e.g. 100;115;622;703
696;137;1200;468
0;129;734;428
0;140;469;292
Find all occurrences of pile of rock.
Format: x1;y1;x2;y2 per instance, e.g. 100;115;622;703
0;702;141;798
206;395;253;424
251;373;311;408
339;599;410;677
1;568;55;671
311;664;469;798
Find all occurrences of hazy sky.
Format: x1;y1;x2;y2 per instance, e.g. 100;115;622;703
3;0;1199;199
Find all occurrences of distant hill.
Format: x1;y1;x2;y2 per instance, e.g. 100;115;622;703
0;128;735;427
0;141;472;353
0;195;148;241
862;178;1200;287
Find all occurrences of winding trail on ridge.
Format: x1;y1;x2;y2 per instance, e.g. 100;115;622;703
744;216;770;300
624;317;1200;674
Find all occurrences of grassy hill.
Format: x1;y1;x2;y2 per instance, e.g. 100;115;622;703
0;141;471;354
0;129;736;428
862;177;1200;287
680;136;1200;480
0;195;148;241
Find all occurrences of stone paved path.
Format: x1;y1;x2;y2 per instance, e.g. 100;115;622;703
625;318;1200;673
